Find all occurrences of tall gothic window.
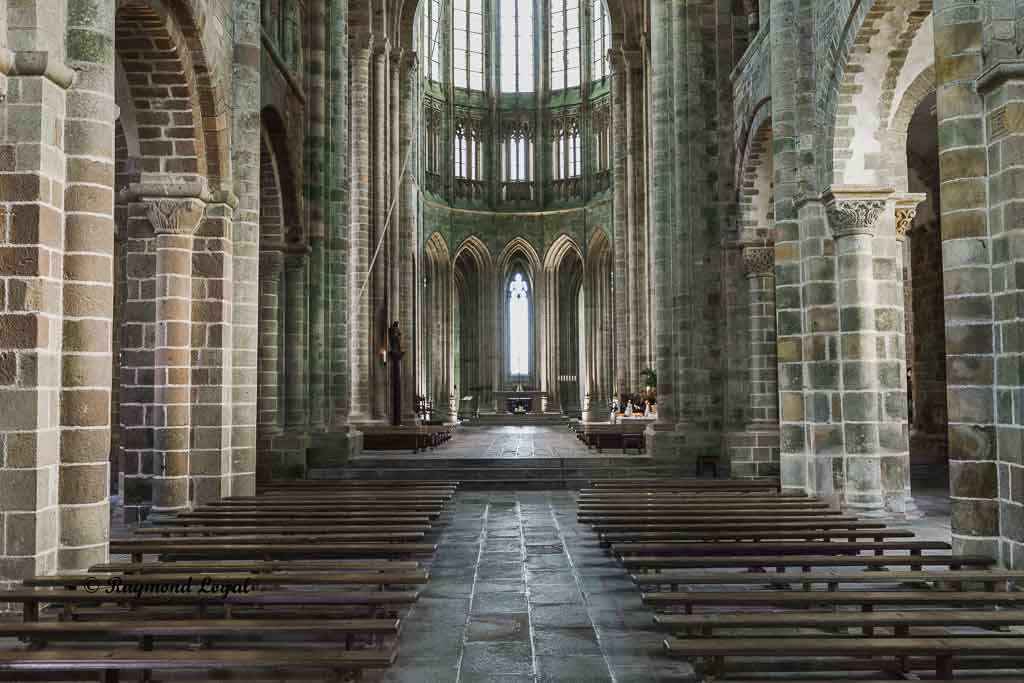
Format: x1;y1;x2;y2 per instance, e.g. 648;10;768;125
454;123;484;180
551;0;581;90
591;0;610;81
454;0;484;90
422;0;443;81
509;273;530;375
553;126;581;180
504;135;532;182
500;0;534;93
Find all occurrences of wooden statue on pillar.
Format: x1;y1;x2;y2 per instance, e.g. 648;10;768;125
388;321;404;426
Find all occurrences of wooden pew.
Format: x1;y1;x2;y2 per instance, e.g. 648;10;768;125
175;510;445;521
590;519;888;534
133;524;433;537
586;479;780;490
0;647;397;682
655;609;1024;637
109;540;438;563
642;588;1024;612
3;587;420;622
91;560;421;574
579;423;648;453
662;635;1024;679
613;540;950;559
577;501;831;511
633;568;1024;592
623;553;993;573
192;502;448;512
601;528;916;544
263;480;458;488
154;515;433;526
121;532;428;545
26;571;430;590
580;512;850;525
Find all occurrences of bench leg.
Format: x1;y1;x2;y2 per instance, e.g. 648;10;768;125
100;669;118;683
936;654;953;679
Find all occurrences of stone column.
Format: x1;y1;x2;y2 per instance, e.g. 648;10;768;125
305;0;327;433
824;186;912;515
284;248;309;430
61;0;116;572
230;0;262;497
371;44;389;420
257;250;284;433
0;24;74;591
727;245;781;478
609;49;629;396
146;194;206;519
348;37;373;422
400;52;419;421
624;48;647;389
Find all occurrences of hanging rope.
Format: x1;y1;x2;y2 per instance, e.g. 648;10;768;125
353;0;449;309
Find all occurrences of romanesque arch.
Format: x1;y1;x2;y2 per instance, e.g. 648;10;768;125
452;236;495;412
584;230;614;414
423;232;453;415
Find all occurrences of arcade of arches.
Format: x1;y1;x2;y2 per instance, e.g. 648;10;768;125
0;0;1023;595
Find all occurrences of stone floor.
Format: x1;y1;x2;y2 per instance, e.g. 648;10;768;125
367;490;697;683
359;425;649;460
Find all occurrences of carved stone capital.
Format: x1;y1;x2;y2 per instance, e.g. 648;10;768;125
893;192;927;241
259;250;284;282
143;197;205;236
822;186;894;239
403;51;419;75
742;245;775;277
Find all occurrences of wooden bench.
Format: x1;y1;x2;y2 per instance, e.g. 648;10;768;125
578;423;649;453
662;635;1024;679
359;425;454;452
601;528;916;544
590;519;887;534
642;589;1024;612
26;571;430;590
109;540;438;563
654;608;1024;637
121;533;427;545
613;540;950;559
193;502;448;512
577;501;831;511
133;524;433;537
155;515;433;526
3;588;420;622
586;478;780;490
0;647;396;683
581;512;849;525
176;510;444;521
633;568;1024;592
91;560;422;574
624;553;994;573
263;480;459;488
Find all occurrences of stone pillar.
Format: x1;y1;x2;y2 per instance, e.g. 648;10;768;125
284;248;309;430
146;195;206;519
371;45;389;420
61;0;116;572
0;27;74;592
823;186;912;515
400;52;419;421
230;0;262;497
726;245;781;478
348;37;373;422
257;251;284;433
305;0;327;433
624;48;647;389
609;49;629;396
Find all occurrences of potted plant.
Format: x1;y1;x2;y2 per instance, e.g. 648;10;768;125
641;367;657;400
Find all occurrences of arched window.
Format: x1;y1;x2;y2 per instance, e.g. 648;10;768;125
509;273;530;375
454;0;484;90
591;0;611;81
551;0;581;90
500;0;534;93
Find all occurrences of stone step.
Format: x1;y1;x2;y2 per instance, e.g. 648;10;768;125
311;464;696;486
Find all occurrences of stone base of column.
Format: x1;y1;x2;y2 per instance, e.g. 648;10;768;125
724;427;780;478
256;431;312;482
306;428;365;471
648;422;720;475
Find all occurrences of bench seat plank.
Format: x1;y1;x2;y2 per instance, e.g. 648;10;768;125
156;516;432;526
91;560;421;574
133;525;433;536
643;589;1024;609
0;618;400;638
602;529;916;543
26;571;430;588
0;647;397;672
121;533;426;545
614;540;949;557
662;635;1024;657
633;568;1024;589
654;609;1024;633
3;588;420;609
624;554;992;571
108;542;438;561
592;520;887;533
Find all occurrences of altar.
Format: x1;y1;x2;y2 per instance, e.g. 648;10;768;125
494;390;547;413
